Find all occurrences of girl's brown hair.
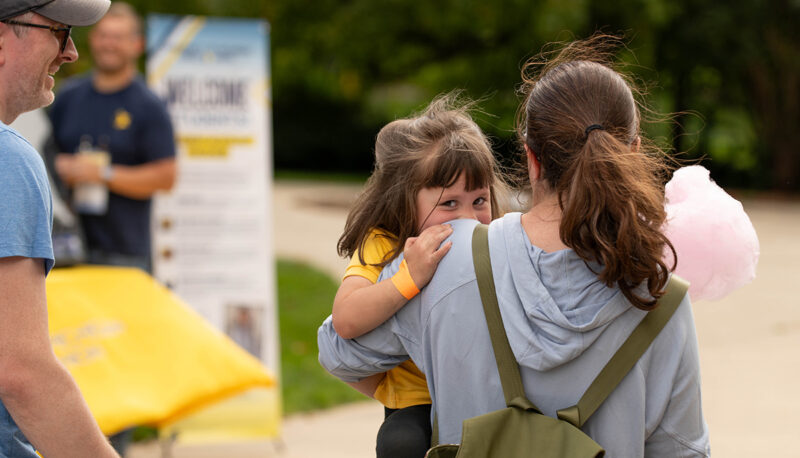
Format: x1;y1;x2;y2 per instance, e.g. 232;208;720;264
338;93;508;267
517;35;676;310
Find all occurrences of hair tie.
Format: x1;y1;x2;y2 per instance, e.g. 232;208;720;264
584;124;604;137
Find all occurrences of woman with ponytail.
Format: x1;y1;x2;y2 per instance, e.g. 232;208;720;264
319;36;710;457
520;57;675;310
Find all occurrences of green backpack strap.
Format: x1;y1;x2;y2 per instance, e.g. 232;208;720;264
556;275;690;427
432;412;439;447
471;224;539;413
431;224;538;445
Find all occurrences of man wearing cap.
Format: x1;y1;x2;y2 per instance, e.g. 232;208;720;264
0;1;119;457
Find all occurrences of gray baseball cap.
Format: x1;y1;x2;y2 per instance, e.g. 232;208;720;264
1;0;111;26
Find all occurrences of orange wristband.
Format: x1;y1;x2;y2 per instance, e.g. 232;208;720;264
391;259;420;300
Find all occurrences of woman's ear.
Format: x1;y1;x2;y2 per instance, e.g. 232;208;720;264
631;136;641;153
525;144;541;181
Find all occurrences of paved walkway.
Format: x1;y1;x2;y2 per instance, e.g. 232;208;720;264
128;401;383;458
131;180;799;457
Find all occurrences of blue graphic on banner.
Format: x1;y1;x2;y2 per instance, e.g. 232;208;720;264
147;15;271;130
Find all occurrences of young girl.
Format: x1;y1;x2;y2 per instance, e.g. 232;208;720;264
332;95;508;458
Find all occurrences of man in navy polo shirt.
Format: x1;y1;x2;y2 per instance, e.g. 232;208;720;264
51;1;175;273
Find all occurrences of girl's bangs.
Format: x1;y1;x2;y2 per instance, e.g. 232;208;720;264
421;140;494;191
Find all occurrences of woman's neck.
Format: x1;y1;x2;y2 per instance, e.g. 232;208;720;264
521;191;569;253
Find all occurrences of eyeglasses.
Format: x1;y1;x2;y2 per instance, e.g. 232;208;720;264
2;20;72;53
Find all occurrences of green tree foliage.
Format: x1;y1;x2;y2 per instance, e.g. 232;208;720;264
102;0;799;190
631;0;800;189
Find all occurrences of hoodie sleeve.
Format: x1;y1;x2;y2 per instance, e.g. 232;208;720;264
318;253;412;382
317;315;410;383
644;298;711;457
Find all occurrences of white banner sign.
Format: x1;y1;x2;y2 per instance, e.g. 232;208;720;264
146;15;277;374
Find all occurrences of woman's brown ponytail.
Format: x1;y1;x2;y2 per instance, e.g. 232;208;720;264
560;128;674;309
519;37;676;310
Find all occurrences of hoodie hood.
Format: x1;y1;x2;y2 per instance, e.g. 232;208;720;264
495;213;634;371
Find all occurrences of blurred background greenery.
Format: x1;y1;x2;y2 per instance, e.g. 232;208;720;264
60;0;799;191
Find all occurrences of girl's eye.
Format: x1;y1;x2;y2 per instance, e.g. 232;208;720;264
474;197;487;206
440;200;457;208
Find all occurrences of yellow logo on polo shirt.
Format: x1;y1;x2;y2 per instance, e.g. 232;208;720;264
113;109;132;130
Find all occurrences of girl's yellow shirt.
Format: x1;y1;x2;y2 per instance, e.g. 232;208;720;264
342;228;432;409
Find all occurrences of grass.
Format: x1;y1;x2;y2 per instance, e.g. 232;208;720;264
277;259;369;414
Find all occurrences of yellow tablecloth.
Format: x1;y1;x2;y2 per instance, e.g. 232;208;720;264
46;266;277;436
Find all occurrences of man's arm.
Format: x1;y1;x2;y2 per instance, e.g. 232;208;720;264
56;153;177;199
0;257;119;458
55;155;176;200
105;157;176;199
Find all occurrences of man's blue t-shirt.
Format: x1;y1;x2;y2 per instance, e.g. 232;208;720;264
0;122;55;273
0;121;54;457
49;76;175;257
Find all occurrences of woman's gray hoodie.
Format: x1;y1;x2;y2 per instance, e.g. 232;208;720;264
318;213;710;457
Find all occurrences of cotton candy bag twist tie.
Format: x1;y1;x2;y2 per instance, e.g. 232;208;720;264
663;165;759;301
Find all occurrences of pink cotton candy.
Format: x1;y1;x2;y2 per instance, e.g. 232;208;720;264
663;165;759;301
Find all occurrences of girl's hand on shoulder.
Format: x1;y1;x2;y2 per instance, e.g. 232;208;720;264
403;224;453;289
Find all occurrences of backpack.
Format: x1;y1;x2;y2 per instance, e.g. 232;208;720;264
425;224;689;458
